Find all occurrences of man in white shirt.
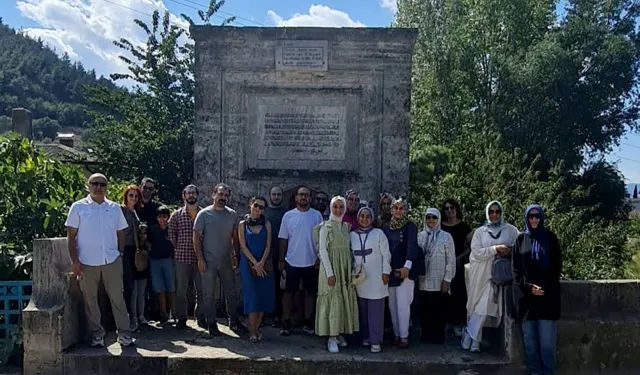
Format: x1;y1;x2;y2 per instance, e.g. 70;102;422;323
65;173;133;347
278;186;323;336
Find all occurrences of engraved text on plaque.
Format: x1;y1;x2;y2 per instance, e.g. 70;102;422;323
258;105;346;160
275;40;328;71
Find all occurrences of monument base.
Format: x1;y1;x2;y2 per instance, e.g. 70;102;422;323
62;321;512;375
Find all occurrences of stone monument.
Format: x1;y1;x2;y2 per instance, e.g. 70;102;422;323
191;27;417;209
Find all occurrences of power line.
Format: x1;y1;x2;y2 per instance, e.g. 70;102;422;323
613;154;640;165
622;142;640;150
164;0;247;26
176;0;266;26
99;0;188;31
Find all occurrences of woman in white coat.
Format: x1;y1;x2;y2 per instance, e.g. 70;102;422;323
350;207;391;353
463;200;518;352
417;207;456;344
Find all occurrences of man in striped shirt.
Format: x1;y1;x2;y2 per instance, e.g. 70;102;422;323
169;184;205;329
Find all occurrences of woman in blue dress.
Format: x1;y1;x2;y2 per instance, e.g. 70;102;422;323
238;196;275;342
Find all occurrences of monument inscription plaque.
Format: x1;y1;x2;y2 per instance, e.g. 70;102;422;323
276;40;328;71
258;105;346;161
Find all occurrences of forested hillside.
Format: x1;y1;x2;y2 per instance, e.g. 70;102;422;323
0;18;118;140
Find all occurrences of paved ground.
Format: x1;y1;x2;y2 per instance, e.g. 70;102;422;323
69;319;505;365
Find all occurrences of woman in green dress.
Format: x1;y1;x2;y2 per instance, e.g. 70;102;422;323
315;196;359;353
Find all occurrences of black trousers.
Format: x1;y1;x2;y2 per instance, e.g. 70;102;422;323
419;290;448;344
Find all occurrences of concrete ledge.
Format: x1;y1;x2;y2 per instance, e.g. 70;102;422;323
561;280;640;321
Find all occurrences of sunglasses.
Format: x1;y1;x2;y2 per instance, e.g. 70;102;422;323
90;181;107;187
489;209;502;215
253;203;265;210
315;197;328;202
143;186;155;191
127;193;138;198
528;213;541;219
425;215;438;220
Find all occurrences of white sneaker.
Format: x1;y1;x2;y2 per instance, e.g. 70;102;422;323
461;328;472;350
370;344;381;353
327;337;339;353
362;339;371;347
117;333;134;347
336;335;348;348
90;335;104;347
453;326;463;338
470;340;481;353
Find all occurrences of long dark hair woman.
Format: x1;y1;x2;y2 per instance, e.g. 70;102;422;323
120;185;143;331
512;204;562;375
440;199;472;338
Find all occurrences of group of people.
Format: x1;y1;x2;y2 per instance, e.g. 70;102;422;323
66;174;562;375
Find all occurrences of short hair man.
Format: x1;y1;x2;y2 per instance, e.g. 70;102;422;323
193;183;243;336
313;191;330;220
264;185;287;326
137;177;160;226
169;184;206;329
65;173;133;347
278;185;324;336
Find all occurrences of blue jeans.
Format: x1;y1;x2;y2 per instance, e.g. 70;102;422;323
522;320;557;375
150;258;175;293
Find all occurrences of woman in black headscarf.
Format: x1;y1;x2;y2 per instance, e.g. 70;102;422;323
512;204;562;375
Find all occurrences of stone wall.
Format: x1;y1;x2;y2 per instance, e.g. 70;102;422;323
191;27;416;211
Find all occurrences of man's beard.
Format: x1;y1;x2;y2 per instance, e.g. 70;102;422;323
216;199;226;206
298;201;310;208
186;198;197;205
270;198;282;206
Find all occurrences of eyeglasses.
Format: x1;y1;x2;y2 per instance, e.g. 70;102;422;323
489;209;501;215
445;205;455;211
90;181;107;187
143;186;154;191
528;213;541;219
127;193;138;198
253;203;265;210
315;197;328;202
425;215;438;220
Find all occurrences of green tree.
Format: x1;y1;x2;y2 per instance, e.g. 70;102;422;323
398;0;639;279
0;133;86;279
86;0;233;203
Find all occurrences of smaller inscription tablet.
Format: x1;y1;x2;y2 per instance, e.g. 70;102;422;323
275;40;328;71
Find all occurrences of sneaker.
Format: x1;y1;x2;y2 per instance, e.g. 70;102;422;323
90;335;104;347
158;313;169;326
470;340;481;353
130;318;138;333
336;335;348;348
280;320;291;336
175;319;187;329
197;319;208;329
327;337;339;353
370;344;382;353
138;316;149;325
398;338;410;349
461;328;472;350
362;339;371;347
302;325;315;335
117;333;133;347
208;323;222;337
453;325;463;338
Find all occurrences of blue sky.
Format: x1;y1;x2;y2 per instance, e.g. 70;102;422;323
2;0;639;185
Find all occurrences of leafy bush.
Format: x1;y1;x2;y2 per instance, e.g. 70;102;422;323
0;133;87;280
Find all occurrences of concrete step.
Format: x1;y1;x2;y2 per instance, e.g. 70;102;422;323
62;320;512;375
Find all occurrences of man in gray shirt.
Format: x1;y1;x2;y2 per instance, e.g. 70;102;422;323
193;183;242;336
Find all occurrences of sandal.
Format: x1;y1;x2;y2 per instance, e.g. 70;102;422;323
249;335;258;343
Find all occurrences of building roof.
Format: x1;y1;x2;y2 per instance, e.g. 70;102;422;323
36;143;98;163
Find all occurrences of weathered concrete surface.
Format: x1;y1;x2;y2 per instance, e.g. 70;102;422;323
191;27;417;212
63;321;512;375
22;239;84;375
556;280;640;372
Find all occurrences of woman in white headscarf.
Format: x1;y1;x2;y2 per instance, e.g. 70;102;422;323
463;200;518;352
417;208;456;345
315;196;359;353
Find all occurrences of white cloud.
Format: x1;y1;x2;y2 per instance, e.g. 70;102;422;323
267;5;365;27
15;0;189;86
380;0;397;13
